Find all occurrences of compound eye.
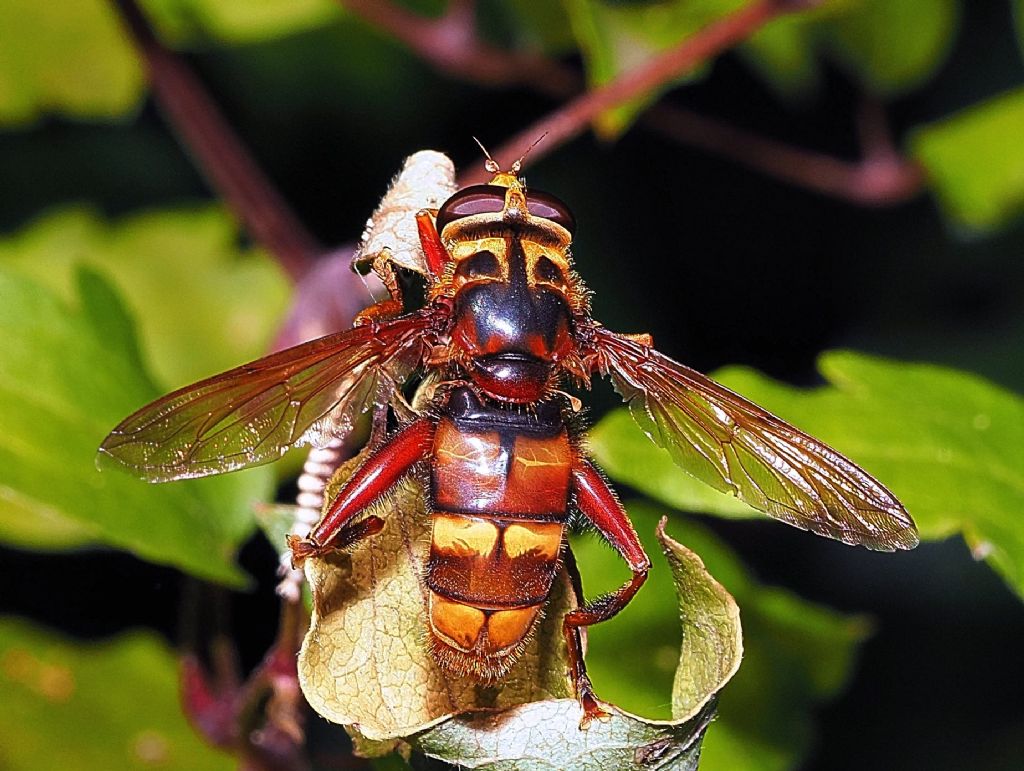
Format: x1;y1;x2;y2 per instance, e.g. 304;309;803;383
455;250;502;283
435;185;507;233
526;190;576;233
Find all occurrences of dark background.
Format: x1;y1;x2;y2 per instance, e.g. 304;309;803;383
2;2;1023;769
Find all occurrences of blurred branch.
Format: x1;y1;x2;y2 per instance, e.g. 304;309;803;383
483;0;799;174
350;0;923;205
342;0;576;96
645;101;925;205
111;0;321;281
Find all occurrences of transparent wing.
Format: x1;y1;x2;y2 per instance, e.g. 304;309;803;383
592;328;918;551
99;310;437;482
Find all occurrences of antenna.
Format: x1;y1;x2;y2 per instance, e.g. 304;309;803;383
472;136;500;174
511;132;548;174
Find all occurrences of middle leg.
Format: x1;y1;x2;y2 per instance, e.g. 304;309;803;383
566;459;651;726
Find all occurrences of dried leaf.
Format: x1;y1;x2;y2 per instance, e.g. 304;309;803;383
355;150;457;274
298;454;574;742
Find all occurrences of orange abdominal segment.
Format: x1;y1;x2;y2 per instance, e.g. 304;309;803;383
427;406;572;679
429;513;565;606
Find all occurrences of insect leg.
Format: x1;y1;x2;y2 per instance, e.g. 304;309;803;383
287;418;436;565
354;249;405;324
415;210;450;279
566;460;651;726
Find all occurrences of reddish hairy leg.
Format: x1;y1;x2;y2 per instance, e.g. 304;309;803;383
416;211;450;279
288;418;436;564
567;460;651;726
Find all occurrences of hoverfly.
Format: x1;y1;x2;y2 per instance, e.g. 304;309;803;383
99;152;918;723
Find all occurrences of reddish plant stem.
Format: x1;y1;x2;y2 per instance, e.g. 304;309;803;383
475;0;794;176
111;0;320;281
645;103;925;205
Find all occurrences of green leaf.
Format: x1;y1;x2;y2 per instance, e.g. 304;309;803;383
820;0;959;95
144;0;341;45
659;519;743;720
0;617;231;770
0;266;270;583
910;87;1024;232
496;1;578;54
740;14;821;99
0;0;144;125
565;0;745;137
590;350;1024;599
0;206;290;388
410;699;713;771
572;503;869;771
0;0;341;125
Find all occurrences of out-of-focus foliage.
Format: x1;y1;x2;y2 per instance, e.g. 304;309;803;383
0;207;290;386
145;0;341;44
0;0;144;124
590;351;1024;599
0;264;272;583
0;0;344;125
565;0;734;136
562;0;958;133
0;617;231;770
911;88;1024;231
574;504;869;771
819;0;958;95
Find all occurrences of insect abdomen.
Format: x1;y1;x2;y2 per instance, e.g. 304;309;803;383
426;389;571;679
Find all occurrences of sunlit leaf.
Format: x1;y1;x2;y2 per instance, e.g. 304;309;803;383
659;519;743;719
0;206;290;388
145;0;340;44
0;617;231;770
590;350;1024;599
0;0;341;124
911;87;1024;232
573;503;869;771
820;0;959;95
0;267;270;583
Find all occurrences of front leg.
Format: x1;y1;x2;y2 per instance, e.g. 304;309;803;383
287;418;436;565
566;459;651;727
354;250;405;325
